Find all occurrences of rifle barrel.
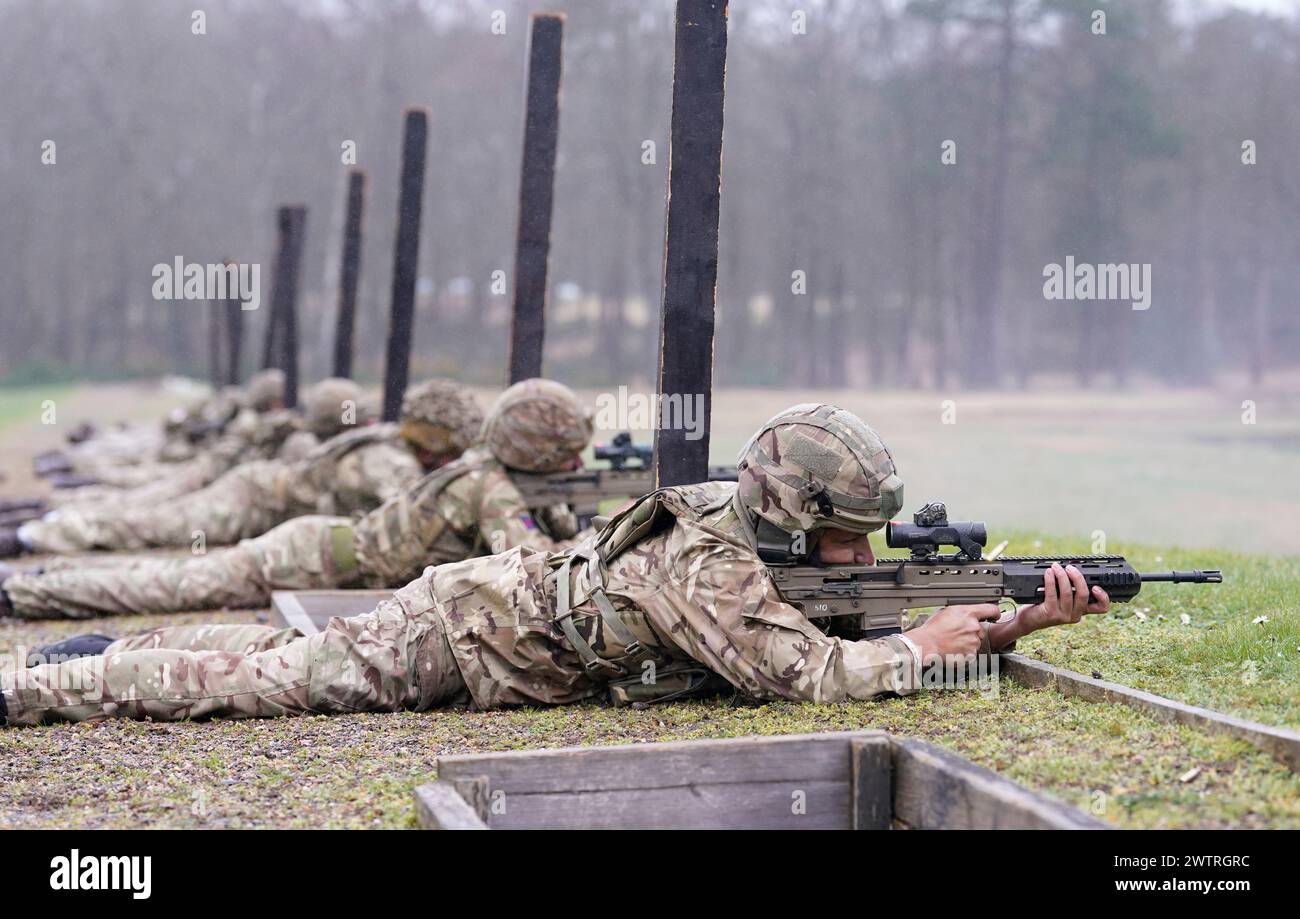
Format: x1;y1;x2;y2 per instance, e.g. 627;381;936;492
1140;569;1223;584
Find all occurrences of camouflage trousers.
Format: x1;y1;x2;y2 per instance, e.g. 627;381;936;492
5;515;361;619
1;576;466;725
21;459;292;554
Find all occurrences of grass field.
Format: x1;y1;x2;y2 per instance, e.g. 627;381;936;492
0;385;74;434
1;379;1298;829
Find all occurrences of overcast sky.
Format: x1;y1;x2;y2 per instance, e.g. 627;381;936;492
1182;0;1297;15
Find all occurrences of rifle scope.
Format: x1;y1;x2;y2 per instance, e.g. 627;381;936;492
886;502;987;559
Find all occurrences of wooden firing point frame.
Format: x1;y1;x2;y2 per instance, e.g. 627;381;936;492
415;731;1109;831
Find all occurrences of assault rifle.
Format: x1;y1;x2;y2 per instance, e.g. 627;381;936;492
764;502;1222;640
512;431;737;527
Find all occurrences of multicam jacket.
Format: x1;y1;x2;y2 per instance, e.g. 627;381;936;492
350;447;589;587
276;424;423;517
427;480;918;709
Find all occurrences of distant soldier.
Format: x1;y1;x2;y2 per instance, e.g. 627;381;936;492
0;378;590;621
0;379;482;558
38;370;292;488
20;370;303;515
26;378;330;514
0;403;1110;725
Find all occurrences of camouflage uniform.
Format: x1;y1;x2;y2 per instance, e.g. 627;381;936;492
61;371;288;485
1;403;929;726
45;378;358;511
2;380;573;620
48;409;313;507
13;380;479;556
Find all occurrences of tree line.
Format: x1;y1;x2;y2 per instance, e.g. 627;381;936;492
0;0;1294;391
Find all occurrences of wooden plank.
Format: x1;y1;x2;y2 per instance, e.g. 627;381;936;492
429;729;1106;830
269;589;391;635
382;109;428;422
1002;652;1300;771
438;730;857;795
414;783;489;830
890;737;1109;830
268;591;315;635
507;13;565;384
333;169;366;379
475;780;849;830
653;0;728;488
449;776;491;823
850;735;892;830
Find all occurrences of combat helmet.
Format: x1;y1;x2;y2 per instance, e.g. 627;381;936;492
245;369;287;413
736;403;903;538
481;378;593;473
399;380;485;458
303;378;362;437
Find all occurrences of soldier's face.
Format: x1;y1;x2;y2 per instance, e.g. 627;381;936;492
815;528;876;565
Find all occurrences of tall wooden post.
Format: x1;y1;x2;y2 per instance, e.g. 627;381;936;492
653;0;728;488
382;109;428;422
333;169;366;379
506;13;565;384
223;257;244;385
260;259;280;372
206;298;223;386
265;205;307;407
224;302;244;385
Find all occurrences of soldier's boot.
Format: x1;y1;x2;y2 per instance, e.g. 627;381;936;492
0;687;7;726
0;527;28;559
26;634;116;668
33;452;73;478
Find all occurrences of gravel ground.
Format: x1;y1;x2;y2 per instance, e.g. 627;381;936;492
3;603;1299;829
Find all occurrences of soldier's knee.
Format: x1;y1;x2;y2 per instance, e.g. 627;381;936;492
307;615;418;714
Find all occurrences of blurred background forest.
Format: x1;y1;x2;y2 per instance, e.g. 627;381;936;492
0;0;1296;391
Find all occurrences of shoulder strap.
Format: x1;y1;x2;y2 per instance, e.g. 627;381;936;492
306;422;398;466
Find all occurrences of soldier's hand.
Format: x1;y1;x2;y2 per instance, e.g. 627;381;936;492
908;603;1002;661
1018;562;1110;633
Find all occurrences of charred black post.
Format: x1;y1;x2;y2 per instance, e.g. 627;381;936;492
223;257;244;385
333;169;366;379
654;0;728;488
266;206;307;408
506;13;565;384
207;297;223;387
260;251;281;373
382;109;428;422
